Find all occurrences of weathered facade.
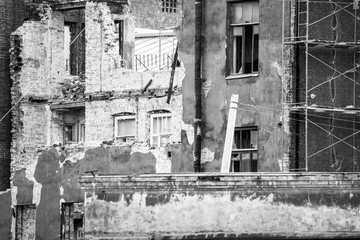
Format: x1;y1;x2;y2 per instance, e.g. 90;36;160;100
1;0;187;239
1;0;360;239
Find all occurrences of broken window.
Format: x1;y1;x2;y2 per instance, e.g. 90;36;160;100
15;205;36;240
114;20;124;57
63;108;85;144
231;127;258;172
227;1;259;75
150;111;171;148
162;0;177;13
61;202;84;240
114;113;136;142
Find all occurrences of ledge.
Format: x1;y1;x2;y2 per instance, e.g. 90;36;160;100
52;0;128;10
225;73;259;81
79;172;360;193
50;101;85;110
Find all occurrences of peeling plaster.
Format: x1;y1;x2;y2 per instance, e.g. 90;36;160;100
11;186;18;206
152;149;172;173
85;192;360;236
182;121;194;145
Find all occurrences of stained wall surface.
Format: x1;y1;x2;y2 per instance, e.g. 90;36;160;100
8;1;188;239
180;0;291;172
80;173;360;239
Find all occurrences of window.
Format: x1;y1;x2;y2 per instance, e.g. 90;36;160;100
114;20;124;56
114;115;136;142
64;123;85;144
227;1;259;75
150;112;171;147
162;0;177;13
63;109;85;144
231;127;258;172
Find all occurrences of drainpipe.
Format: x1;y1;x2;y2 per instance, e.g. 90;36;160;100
194;0;203;172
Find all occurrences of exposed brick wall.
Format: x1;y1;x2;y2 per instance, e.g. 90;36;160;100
0;0;26;191
85;95;182;145
15;204;36;240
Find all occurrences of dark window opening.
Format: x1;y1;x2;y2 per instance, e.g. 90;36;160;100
114;20;124;56
162;0;177;13
231;127;258;172
64;21;85;76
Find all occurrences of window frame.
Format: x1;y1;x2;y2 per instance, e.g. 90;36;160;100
226;1;259;77
150;112;172;148
114;115;136;141
231;126;258;172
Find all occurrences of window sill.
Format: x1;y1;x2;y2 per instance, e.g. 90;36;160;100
226;73;259;80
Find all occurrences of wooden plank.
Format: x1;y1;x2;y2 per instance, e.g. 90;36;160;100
166;44;179;104
220;94;239;173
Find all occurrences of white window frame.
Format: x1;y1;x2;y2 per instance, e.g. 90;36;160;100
114;115;136;141
150;112;171;148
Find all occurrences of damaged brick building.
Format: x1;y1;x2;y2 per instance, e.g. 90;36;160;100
1;0;360;239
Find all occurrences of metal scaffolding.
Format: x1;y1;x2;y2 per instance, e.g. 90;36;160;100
283;0;360;172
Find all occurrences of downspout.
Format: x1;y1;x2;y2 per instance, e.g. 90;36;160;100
194;0;203;172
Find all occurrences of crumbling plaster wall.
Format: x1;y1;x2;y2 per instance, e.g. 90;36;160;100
85;1;134;85
81;174;360;239
86;95;182;144
180;0;290;172
9;1;190;238
130;0;182;29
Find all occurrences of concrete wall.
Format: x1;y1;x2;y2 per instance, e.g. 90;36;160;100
80;173;360;239
130;0;182;29
180;0;290;172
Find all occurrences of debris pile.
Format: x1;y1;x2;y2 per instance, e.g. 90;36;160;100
61;75;86;101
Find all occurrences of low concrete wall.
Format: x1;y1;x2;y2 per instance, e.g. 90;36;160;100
80;173;360;239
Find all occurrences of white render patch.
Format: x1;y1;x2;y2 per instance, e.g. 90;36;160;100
201;147;215;164
182;121;194;145
11;186;18;206
152;149;171;173
60;186;64;197
60;151;85;168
